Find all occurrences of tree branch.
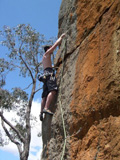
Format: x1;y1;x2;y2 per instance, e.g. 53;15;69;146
25;71;38;146
37;61;42;67
19;48;34;82
34;87;42;94
1;119;22;154
0;112;25;144
23;82;33;90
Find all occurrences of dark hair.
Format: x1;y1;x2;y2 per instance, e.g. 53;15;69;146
44;45;51;52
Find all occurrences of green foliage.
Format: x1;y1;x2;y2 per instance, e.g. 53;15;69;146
0;58;14;87
12;88;28;102
0;130;9;146
0;87;28;109
9;123;27;142
0;89;14;110
0;24;56;81
0;24;54;78
0;131;4;146
0;24;56;156
0;87;29;145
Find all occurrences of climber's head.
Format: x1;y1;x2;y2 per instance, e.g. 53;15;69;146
44;45;52;52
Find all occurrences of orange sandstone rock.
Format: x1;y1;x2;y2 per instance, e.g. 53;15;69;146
41;0;120;160
70;0;120;159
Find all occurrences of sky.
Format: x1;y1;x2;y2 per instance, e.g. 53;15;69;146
0;0;62;159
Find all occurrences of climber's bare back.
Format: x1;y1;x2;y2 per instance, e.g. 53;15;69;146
42;53;52;70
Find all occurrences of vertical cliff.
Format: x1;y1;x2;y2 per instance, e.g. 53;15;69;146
41;0;120;159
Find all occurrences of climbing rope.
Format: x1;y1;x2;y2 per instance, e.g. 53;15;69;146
57;3;75;159
59;36;67;160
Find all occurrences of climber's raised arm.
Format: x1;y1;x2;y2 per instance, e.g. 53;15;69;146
45;33;65;55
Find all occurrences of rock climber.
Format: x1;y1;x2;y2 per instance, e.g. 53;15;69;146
39;33;65;121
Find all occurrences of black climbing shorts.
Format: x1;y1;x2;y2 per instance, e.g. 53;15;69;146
42;68;58;98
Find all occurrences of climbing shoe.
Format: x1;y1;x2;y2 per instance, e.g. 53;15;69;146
40;113;43;121
43;109;54;115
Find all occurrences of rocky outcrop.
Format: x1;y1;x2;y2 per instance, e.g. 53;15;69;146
41;0;120;159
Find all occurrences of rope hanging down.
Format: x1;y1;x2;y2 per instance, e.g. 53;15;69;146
59;37;67;160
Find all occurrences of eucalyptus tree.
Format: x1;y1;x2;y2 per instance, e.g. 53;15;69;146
0;24;54;160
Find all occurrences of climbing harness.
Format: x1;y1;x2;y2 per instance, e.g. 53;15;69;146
38;69;55;83
59;37;67;160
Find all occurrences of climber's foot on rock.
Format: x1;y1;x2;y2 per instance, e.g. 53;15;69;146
40;113;43;121
43;108;54;115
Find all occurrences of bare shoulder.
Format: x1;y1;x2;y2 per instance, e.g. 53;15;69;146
43;52;51;58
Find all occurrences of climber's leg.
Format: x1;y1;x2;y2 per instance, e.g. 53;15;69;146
40;97;47;121
43;91;57;115
42;71;58;115
41;97;47;113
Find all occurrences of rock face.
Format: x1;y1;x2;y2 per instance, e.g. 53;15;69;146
41;0;120;160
